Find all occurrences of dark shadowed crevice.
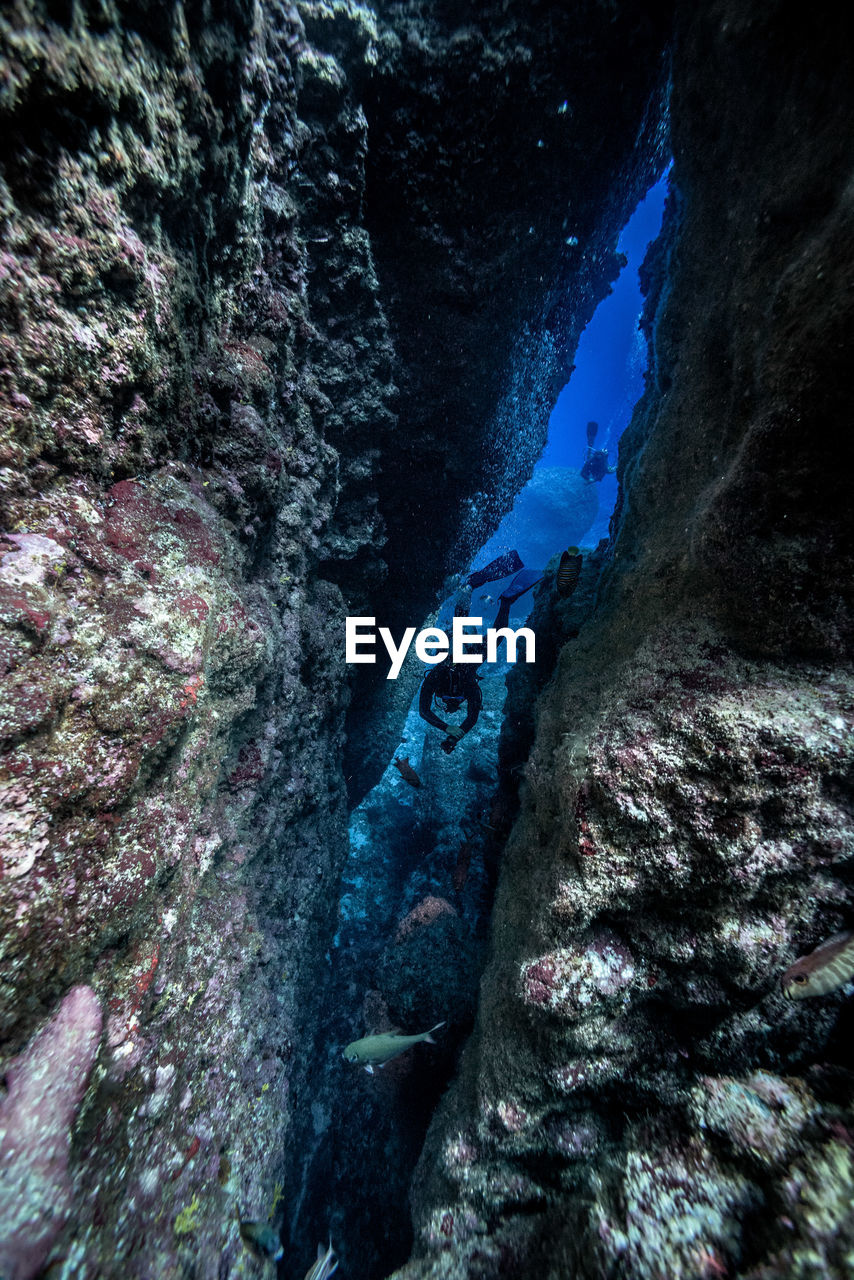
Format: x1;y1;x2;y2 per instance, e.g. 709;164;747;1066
279;142;674;1280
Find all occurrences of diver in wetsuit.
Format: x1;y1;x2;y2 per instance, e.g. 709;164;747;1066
580;420;616;484
422;550;583;756
418;661;483;754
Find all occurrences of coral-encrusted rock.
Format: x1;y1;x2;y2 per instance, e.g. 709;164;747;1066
690;1070;816;1167
399;623;854;1277
613;1138;761;1280
0;474;271;1039
395;896;459;944
0;0;386;1270
521;930;637;1021
743;1136;854;1280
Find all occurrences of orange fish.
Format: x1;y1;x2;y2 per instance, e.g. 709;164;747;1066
393;757;421;788
781;930;854;999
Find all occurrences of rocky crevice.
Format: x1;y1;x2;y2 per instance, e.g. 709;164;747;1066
343;0;674;801
1;0;852;1277
395;5;854;1278
0;0;672;1272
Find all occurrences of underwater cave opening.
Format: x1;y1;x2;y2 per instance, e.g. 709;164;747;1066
472;169;670;593
281;170;671;1280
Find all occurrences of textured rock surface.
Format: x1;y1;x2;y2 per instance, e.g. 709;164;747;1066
0;0;385;1273
396;4;854;1279
2;0;851;1277
0;985;102;1280
0;0;673;1275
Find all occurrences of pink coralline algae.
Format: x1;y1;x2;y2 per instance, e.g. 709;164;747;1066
522;930;636;1017
690;1071;816;1167
0;985;102;1280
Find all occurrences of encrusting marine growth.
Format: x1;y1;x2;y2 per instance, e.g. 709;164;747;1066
0;0;852;1277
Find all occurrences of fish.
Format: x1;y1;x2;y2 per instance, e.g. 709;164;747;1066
393;756;421;788
342;1022;445;1073
781;930;854;999
480;593;494;604
557;547;582;598
236;1209;284;1261
305;1237;338;1280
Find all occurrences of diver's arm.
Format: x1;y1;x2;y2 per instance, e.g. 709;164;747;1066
418;673;448;731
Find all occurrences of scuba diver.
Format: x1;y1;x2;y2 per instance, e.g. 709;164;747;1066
419;546;584;754
580;420;616;484
418;659;483;754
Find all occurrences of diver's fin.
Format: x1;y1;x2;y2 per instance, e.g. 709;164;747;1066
467;549;524;589
501;568;542;603
586;420;599;445
493;570;542;635
493;598;511;633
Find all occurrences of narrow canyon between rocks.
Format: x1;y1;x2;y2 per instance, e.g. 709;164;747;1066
1;3;852;1279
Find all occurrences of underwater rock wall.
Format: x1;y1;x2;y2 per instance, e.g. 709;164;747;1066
0;0;673;1274
0;0;396;1273
398;4;854;1279
361;0;673;612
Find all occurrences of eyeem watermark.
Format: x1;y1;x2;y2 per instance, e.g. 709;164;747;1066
346;616;535;679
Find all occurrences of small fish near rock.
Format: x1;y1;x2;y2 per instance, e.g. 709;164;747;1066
393;756;421;788
781;930;854;999
342;1022;445;1073
305;1237;338;1280
557;546;583;599
237;1208;284;1261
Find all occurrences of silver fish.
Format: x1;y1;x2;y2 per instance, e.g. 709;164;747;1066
305;1238;338;1280
781;930;854;999
342;1022;445;1073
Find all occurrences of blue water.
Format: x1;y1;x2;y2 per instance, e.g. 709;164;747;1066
343;173;674;944
474;171;670;573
